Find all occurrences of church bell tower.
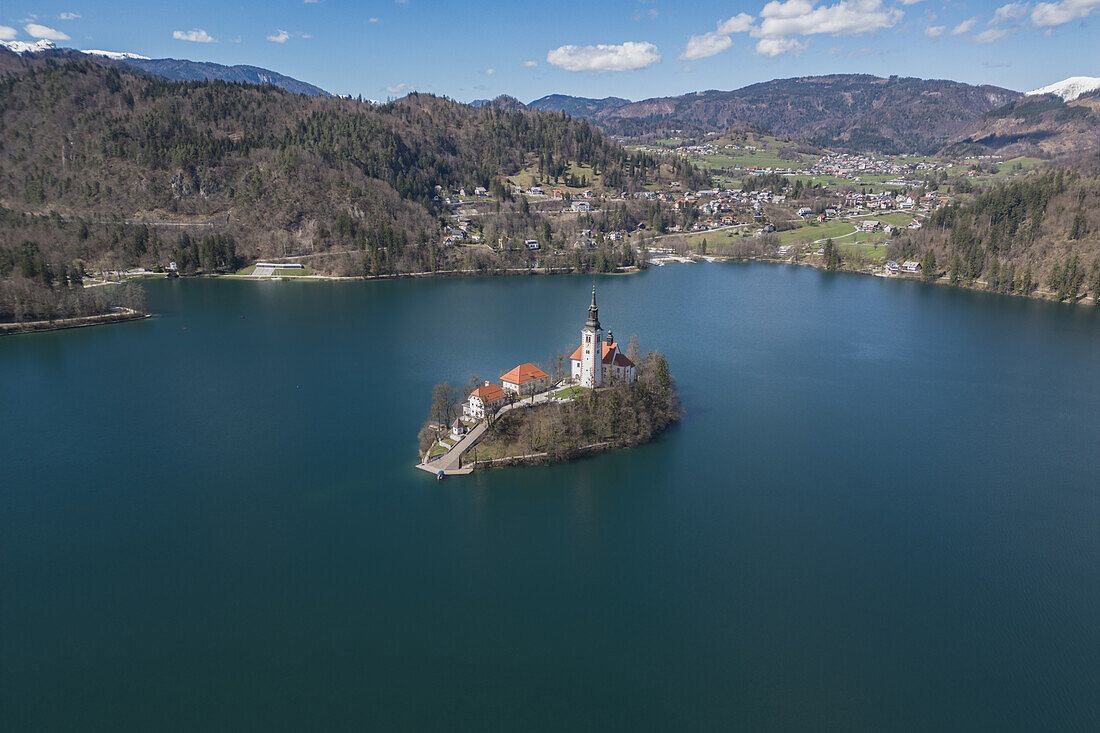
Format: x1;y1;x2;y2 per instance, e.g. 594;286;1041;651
580;285;603;387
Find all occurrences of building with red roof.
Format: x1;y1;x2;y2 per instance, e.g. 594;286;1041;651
500;363;551;396
463;381;508;420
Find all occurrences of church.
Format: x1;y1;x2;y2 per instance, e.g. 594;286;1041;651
569;286;637;387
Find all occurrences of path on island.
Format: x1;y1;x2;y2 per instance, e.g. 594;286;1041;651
416;386;568;476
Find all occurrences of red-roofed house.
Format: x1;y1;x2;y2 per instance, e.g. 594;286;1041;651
570;286;636;386
463;381;507;420
500;363;551;396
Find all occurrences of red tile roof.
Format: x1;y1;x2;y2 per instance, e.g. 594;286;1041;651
501;363;549;385
471;383;505;402
569;343;636;369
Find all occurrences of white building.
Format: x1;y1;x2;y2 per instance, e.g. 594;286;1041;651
569;286;636;387
463;382;507;420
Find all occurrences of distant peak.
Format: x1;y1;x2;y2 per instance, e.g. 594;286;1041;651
0;39;57;54
81;49;152;61
1026;76;1100;102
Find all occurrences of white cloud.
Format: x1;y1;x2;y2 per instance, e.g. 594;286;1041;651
267;29;291;43
522;59;538;67
681;31;734;60
678;12;753;60
304;0;322;3
482;68;495;75
173;28;216;43
546;41;661;72
754;0;903;38
1030;0;1100;26
59;12;81;20
369;17;380;23
386;82;414;94
300;32;313;38
973;27;1010;41
718;12;755;32
924;24;945;35
755;37;809;56
25;23;70;40
951;18;977;33
0;25;17;41
991;2;1029;23
900;0;923;4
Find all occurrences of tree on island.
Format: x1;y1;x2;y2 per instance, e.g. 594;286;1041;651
418;381;460;456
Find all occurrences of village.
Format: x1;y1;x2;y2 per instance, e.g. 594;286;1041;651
417;286;637;477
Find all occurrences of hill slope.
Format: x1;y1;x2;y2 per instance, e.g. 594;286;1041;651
0;53;699;285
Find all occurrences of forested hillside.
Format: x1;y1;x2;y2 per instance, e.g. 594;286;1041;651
537;75;1023;153
887;162;1100;302
0;51;704;295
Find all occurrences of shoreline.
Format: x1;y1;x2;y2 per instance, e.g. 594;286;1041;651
0;307;148;336
123;260;1098;307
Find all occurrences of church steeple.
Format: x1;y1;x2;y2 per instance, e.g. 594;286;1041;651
585;284;601;330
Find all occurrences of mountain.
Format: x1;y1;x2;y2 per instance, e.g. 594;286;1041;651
119;57;331;97
0;39;57;54
1027;76;1100;102
0;41;330;96
945;92;1099;157
533;75;1023;153
527;94;631;118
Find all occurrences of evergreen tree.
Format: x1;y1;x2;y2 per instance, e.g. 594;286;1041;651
920;249;936;282
1069;208;1087;240
823;238;841;271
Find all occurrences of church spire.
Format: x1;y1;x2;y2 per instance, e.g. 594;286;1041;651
585;284;601;330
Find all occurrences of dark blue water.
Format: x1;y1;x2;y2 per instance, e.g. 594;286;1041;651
3;264;1098;731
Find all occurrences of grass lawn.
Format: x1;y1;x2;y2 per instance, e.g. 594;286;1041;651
551;385;588;400
428;443;449;459
838;242;888;263
777;220;855;245
677;227;750;250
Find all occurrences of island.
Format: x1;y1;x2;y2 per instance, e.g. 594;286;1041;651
417;286;680;476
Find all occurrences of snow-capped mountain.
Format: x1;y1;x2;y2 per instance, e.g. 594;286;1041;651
1026;76;1100;102
0;39;58;54
1;40;150;60
81;49;151;61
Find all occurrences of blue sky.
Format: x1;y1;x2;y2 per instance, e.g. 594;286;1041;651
1;0;1097;100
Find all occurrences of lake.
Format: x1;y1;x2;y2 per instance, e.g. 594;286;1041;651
2;263;1098;731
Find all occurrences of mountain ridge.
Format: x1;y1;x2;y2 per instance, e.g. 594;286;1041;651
0;41;330;97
